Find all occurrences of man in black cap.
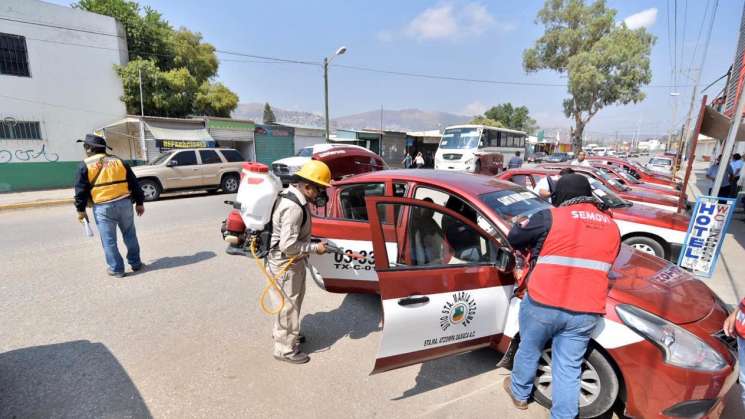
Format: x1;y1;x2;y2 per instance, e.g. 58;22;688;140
503;174;620;418
74;134;145;277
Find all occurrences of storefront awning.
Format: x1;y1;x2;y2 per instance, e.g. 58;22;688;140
701;106;745;141
145;122;214;142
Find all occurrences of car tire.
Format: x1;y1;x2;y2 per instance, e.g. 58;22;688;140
140;179;161;202
622;236;665;258
532;346;620;419
221;174;240;193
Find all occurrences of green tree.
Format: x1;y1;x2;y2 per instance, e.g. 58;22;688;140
469;116;503;128
75;0;239;118
523;0;654;150
194;82;239;117
263;103;276;124
483;103;538;133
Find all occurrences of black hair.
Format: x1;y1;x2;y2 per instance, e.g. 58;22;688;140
559;167;575;176
734;153;742;161
515;151;521;156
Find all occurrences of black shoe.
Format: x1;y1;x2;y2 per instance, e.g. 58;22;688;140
503;377;528;410
298;334;306;344
273;351;310;364
107;269;125;278
131;263;145;272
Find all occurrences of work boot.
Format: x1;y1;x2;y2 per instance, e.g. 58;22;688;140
271;334;306;343
274;351;310;364
107;269;125;278
131;263;145;272
502;377;528;410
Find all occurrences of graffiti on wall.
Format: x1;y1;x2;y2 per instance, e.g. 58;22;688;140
0;116;59;163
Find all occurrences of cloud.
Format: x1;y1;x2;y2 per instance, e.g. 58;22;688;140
402;3;496;41
376;30;395;43
462;101;488;116
623;8;658;30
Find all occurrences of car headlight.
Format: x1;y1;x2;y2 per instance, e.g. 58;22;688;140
616;304;727;372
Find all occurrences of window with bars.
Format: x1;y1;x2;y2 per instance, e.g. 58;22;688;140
0;121;42;140
0;33;30;77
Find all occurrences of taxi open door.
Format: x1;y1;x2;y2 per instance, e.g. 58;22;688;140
365;196;516;373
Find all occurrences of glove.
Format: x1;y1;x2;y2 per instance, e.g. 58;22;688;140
77;211;89;223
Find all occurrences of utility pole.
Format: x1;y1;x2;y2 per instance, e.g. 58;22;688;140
138;67;146;160
323;57;330;142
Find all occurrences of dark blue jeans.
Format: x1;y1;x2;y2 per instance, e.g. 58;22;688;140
511;295;600;419
92;198;141;274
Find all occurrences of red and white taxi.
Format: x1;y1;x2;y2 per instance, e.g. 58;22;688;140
306;169;737;419
589;162;687;200
536;164;685;212
497;168;689;260
588;157;681;190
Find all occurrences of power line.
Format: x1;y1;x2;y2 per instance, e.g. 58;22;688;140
673;0;678;90
679;0;688;80
0;16;123;39
215;50;319;66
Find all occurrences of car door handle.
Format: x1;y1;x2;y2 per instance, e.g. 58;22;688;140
398;295;429;306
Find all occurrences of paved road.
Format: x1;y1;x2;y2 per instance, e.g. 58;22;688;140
0;191;741;418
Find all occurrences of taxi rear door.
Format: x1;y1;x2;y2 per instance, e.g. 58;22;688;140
365;196;516;373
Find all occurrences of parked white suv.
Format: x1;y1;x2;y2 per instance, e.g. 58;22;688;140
646;156;674;176
271;143;369;184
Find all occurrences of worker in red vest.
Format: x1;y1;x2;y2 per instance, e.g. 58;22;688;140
723;299;745;409
503;173;621;419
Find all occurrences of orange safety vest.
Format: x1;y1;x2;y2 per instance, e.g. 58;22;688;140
527;203;621;314
735;298;745;338
85;153;130;204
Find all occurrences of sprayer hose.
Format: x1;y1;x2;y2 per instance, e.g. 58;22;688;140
249;237;297;316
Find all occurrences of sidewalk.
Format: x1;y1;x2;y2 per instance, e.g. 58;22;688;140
685;161;745;306
0;188;74;211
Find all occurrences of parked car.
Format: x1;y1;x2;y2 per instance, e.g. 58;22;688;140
616;151;628;159
527;151;547;163
590;163;687;201
646;156;675;176
536;164;687;212
271;143;372;185
544;152;570;163
303;169;736;419
498;168;689;260
588;157;681;190
132;148;246;201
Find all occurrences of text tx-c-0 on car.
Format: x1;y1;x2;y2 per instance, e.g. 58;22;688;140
307;169;737;419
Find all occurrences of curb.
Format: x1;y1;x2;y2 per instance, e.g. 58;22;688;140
0;198;73;211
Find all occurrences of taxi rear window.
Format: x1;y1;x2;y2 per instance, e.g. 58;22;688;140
479;189;550;219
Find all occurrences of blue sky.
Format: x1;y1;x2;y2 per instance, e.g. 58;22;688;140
53;0;745;138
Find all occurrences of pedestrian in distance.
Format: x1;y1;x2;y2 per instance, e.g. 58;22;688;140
73;134;145;278
730;153;743;199
414;152;425;168
570;151;592;167
508;151;524;169
722;297;745;410
706;155;734;198
268;160;330;364
504;174;621;419
402;152;413;169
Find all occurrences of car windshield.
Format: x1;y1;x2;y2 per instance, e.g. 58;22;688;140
150;152;173;165
479;188;551;220
588;179;630;208
440;128;481;149
296;147;314;157
593;169;628;190
649;158;672;166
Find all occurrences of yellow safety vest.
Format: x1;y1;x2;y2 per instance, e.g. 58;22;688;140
85;153;130;204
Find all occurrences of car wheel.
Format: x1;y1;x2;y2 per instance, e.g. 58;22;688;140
623;236;665;258
532;347;620;418
140;179;161;202
221;174;240;193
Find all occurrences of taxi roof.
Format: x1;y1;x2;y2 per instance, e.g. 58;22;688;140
334;169;519;197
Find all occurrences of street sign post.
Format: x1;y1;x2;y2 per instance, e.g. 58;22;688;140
677;196;737;277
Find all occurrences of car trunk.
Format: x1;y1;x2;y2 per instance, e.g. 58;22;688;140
607;246;714;324
312;146;385;181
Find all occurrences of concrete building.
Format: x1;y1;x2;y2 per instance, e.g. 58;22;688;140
0;0;128;191
275;123;324;153
205;117;255;161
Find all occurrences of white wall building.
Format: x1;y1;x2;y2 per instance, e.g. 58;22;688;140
0;0;127;191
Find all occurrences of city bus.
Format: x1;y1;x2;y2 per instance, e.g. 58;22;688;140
434;125;527;174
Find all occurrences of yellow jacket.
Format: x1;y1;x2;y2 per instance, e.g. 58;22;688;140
85;153;130;204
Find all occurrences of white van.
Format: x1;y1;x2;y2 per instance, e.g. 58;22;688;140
434;125;526;175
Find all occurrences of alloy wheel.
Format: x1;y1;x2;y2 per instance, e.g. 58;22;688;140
534;349;602;408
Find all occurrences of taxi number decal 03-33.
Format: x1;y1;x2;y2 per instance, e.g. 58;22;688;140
309;240;397;282
333;250;375;271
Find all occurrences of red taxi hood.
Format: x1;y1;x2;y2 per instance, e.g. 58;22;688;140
312;146;385;181
625;188;678;205
612;203;689;231
608;246;714;324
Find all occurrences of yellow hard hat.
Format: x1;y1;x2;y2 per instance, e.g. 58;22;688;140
296;160;332;187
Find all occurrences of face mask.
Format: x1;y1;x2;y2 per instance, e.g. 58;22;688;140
313;190;329;207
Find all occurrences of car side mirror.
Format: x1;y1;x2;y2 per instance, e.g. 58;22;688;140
494;246;516;272
167;159;177;167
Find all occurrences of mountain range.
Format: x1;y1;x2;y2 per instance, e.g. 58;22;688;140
231;103;471;132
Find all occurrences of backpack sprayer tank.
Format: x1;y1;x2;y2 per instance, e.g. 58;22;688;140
222;163;282;256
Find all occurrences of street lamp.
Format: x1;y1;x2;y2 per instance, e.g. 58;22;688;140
324;46;347;141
